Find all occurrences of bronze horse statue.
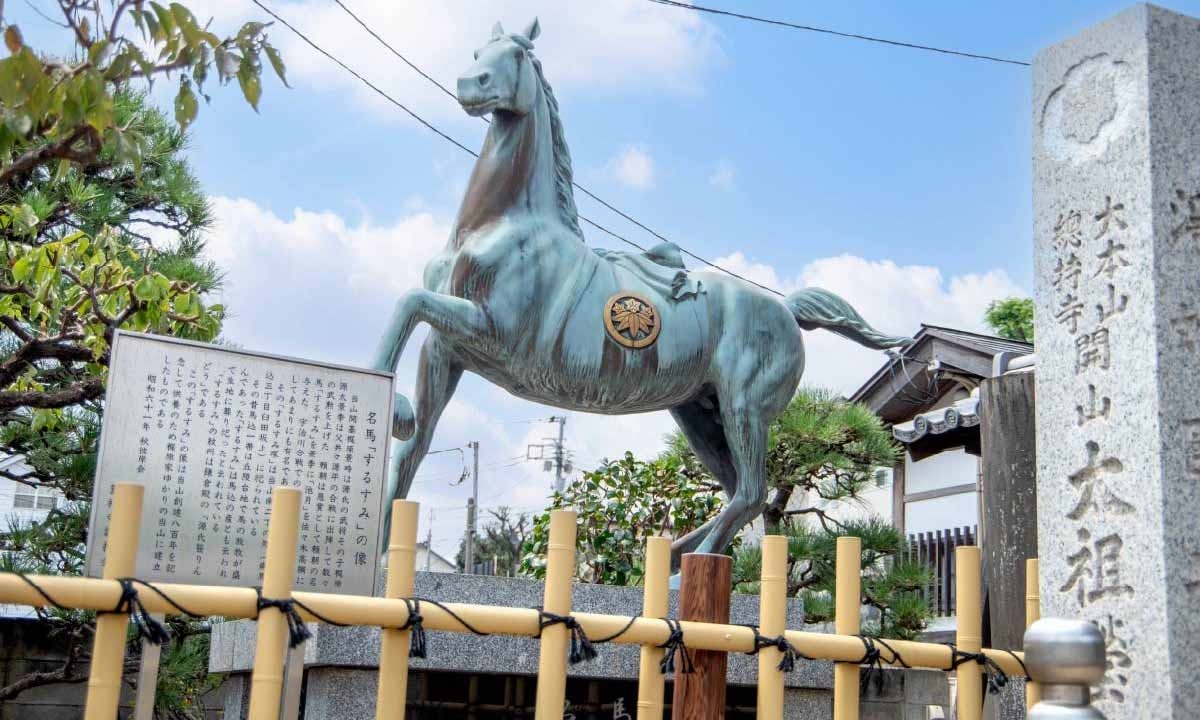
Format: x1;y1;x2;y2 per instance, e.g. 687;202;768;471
375;19;909;566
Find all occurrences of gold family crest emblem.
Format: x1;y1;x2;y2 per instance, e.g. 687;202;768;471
604;292;661;349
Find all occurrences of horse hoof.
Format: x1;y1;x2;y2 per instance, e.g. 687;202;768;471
392;393;415;440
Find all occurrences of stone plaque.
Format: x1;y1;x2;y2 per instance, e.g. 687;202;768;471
1033;5;1200;715
84;331;393;596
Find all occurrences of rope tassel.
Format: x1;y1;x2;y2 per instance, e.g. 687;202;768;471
402;598;427;659
947;644;1012;695
658;618;694;674
745;625;811;673
255;588;312;649
537;610;598;665
115;579;170;646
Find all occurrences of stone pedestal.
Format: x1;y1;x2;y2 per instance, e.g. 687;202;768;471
1032;4;1200;716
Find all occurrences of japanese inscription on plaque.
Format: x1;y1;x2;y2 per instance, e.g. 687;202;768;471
84;331;393;596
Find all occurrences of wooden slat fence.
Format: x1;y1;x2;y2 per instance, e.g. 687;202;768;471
903;525;978;617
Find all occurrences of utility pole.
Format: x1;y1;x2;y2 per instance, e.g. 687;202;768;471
425;509;433;572
463;441;480;573
527;417;572;493
552;416;566;493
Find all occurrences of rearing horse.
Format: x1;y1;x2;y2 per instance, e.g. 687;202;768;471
375;19;909;564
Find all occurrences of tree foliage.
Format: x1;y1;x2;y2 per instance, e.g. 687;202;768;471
984;296;1034;342
0;2;285;710
522;452;722;585
456;506;530;576
668;389;930;639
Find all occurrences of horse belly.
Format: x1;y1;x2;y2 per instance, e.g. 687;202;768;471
514;293;710;412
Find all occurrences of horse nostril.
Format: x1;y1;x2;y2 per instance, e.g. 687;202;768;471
477;72;491;88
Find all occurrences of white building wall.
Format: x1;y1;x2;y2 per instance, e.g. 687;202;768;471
0;463;64;618
902;448;979;537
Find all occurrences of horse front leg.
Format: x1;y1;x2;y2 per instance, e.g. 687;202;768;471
375;289;487;440
387;335;464;502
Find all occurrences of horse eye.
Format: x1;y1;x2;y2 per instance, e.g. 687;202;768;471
473;50;480;60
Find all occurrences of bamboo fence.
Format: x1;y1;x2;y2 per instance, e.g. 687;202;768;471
0;483;1034;720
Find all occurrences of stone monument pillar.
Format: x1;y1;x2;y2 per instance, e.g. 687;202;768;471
1032;5;1200;716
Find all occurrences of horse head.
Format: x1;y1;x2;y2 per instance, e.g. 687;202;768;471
457;19;542;117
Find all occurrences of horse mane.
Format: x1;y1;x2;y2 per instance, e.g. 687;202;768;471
529;53;583;239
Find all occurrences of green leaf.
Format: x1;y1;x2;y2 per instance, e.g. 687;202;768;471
31;409;57;432
263;42;289;87
4;26;23;55
173;80;198;130
236;57;261;111
11;253;34;282
133;275;160;302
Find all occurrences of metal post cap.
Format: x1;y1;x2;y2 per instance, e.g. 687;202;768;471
1023;618;1105;686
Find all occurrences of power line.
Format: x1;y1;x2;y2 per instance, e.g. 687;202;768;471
264;0;785;298
646;0;1030;67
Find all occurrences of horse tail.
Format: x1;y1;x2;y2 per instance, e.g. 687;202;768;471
786;287;911;350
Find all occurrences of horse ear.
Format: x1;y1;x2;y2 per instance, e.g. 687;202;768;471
491;21;505;39
523;18;540;42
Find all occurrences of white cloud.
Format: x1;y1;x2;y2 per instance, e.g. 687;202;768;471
203;195;448;365
709;160;735;191
189;0;722;122
604;144;656;190
710;252;1026;395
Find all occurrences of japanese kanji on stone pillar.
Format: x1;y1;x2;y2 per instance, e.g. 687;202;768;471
1032;5;1200;716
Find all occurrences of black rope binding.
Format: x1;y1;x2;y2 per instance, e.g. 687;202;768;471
537;610;598;665
117;578;205;618
255;587;311;648
743;624;811;672
14;573;70;611
400;598;427;659
1004;649;1030;680
590;614;639;644
946;643;1012;694
658;618;694;675
855;635;888;694
113;579;171;646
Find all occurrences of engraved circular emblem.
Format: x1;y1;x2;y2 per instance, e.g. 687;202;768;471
603;292;661;349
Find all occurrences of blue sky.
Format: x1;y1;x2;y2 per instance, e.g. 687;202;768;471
14;0;1196;555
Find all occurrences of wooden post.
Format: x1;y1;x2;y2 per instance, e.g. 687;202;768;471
757;536;788;720
671;553;732;720
1024;558;1041;711
635;536;670;720
133;614;165;720
956;546;983;720
832;536;861;720
247;487;303;720
84;482;145;720
534;510;577;720
280;645;305;720
376;500;420;720
979;373;1038;654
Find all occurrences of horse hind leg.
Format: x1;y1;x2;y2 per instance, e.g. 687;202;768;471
668;396;738;566
694;400;769;556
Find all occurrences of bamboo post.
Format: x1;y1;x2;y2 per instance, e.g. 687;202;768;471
672;553;732;720
84;482;145;720
1024;558;1041;710
133;613;165;720
832;536;861;720
534;510;577;720
246;487;303;720
757;536;788;720
635;536;670;720
956;546;983;720
376;500;420;720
